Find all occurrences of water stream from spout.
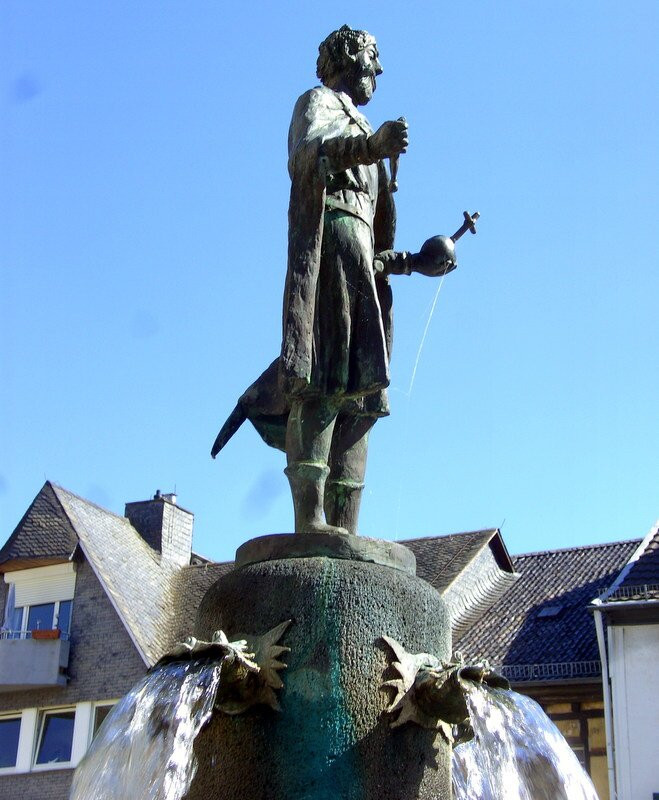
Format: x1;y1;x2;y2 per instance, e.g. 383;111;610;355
70;656;602;800
452;683;599;800
70;659;223;800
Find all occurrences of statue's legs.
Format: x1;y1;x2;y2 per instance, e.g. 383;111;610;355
285;397;347;533
325;414;376;535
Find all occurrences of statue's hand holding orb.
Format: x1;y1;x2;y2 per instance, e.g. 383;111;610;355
373;236;458;278
413;236;458;277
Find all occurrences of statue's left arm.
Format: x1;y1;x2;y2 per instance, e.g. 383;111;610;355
374;249;457;277
372;161;455;279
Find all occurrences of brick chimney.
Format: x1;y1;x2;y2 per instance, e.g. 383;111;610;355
124;490;194;567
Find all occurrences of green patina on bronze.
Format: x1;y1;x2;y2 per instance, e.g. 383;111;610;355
211;24;472;538
275;559;364;799
187;551;452;799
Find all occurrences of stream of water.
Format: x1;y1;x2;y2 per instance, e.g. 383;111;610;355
69;659;223;800
70;659;601;799
452;683;600;800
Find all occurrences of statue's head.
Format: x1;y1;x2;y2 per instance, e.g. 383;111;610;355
317;25;382;106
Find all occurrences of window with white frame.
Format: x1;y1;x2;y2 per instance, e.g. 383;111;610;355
91;702;116;741
0;715;21;769
2;563;75;640
0;701;114;774
5;600;73;639
34;708;76;766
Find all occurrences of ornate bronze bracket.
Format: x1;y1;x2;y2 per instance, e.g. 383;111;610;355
154;620;292;715
380;636;509;745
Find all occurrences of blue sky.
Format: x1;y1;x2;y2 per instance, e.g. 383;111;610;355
2;1;658;562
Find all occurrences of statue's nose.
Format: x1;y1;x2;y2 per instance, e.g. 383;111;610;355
374;58;383;76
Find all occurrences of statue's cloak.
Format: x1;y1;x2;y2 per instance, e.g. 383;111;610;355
212;88;396;458
282;87;370;394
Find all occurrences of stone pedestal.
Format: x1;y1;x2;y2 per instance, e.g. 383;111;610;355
186;534;452;800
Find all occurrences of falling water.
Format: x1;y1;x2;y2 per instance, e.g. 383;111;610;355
70;655;602;800
70;659;223;800
452;684;600;800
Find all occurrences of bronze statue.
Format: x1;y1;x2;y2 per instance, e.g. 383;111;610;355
212;25;472;535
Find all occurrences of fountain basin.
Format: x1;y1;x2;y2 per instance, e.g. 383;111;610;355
188;541;452;800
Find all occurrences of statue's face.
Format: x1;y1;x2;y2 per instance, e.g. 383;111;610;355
344;43;382;106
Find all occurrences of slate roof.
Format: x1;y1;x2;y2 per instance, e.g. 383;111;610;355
404;529;511;589
50;484;182;665
455;538;640;682
597;522;659;603
170;561;234;641
0;481;78;568
404;530;519;637
0;482;238;664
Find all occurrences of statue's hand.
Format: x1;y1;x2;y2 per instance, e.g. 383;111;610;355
374;250;412;276
368;119;409;160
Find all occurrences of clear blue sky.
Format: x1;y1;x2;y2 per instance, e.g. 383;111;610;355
2;1;658;562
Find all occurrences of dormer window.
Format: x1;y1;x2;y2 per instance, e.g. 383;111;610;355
2;563;76;640
6;600;73;639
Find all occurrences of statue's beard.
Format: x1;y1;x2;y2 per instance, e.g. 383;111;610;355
349;71;375;106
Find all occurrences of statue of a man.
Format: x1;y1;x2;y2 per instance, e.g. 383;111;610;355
212;25;457;535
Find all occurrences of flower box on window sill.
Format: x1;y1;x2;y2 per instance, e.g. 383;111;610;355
31;629;61;640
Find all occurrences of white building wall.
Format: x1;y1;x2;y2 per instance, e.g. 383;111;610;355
609;623;659;800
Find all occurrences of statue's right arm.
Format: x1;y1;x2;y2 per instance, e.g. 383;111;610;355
289;89;375;174
320;119;409;174
289;89;408;176
321;135;375;173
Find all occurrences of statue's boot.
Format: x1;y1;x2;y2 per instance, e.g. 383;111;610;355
325;413;374;535
324;479;364;535
285;461;348;534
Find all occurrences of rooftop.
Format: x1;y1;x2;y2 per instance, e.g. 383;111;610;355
1;482;645;680
0;482;78;570
455;537;640;682
597;521;659;603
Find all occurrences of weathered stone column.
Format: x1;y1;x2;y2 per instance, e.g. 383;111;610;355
186;533;452;800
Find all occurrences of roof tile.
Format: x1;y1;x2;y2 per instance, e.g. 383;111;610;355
455;539;640;678
0;481;78;566
51;484;180;665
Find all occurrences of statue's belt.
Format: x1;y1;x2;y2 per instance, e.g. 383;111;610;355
325;196;372;228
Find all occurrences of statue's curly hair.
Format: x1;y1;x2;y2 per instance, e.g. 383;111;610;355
316;24;376;86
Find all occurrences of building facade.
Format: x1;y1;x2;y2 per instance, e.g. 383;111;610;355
0;482;216;798
0;480;648;799
455;538;642;800
592;523;659;800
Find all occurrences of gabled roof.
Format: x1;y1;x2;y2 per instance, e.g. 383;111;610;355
49;484;181;666
0;482;238;664
596;521;659;603
0;481;78;570
404;529;512;588
404;530;519;637
0;482;188;665
455;538;640;682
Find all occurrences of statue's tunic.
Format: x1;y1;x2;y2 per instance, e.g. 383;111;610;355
211;87;397;456
282;86;396;416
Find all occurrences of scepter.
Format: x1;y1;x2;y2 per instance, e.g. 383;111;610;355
389;155;400;193
388;116;407;192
